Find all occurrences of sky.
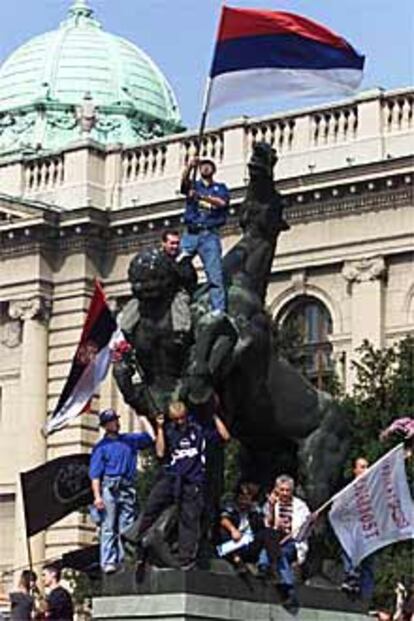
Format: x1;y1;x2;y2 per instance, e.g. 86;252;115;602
0;0;412;131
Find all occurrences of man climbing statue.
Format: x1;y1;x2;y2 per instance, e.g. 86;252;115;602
180;157;230;313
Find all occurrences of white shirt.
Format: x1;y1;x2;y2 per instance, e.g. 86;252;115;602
268;496;311;564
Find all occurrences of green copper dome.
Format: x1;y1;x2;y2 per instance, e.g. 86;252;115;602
0;0;182;157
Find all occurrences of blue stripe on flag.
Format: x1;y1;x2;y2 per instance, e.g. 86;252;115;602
211;33;364;78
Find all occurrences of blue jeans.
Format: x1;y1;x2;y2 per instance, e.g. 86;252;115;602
342;550;374;600
181;230;226;312
259;539;297;588
100;476;137;569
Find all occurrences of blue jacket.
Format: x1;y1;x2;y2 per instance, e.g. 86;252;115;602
183;179;230;229
89;432;153;482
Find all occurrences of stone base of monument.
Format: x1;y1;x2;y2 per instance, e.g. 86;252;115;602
93;563;368;621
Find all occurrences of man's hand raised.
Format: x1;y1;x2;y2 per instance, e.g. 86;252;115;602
155;413;165;428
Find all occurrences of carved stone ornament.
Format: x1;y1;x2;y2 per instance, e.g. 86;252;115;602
130;114;163;141
0;112;15;134
290;270;307;293
0;111;35;140
95;117;121;136
48;108;77;131
0;319;22;348
342;256;386;283
8;297;52;323
76;92;98;135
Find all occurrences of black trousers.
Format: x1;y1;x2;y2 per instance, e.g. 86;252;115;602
138;474;204;564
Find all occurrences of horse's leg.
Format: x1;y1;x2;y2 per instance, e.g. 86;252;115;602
188;313;238;403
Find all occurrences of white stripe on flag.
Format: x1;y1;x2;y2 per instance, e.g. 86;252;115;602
209;67;363;109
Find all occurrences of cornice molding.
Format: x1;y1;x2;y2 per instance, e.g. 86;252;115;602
0;168;412;258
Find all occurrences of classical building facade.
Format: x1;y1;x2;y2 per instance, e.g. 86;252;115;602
0;0;413;585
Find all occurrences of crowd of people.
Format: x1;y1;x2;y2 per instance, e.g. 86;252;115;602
88;400;317;614
87;400;413;619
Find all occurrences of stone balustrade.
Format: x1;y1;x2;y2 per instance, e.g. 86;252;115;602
0;87;412;210
24;155;65;191
382;90;413;132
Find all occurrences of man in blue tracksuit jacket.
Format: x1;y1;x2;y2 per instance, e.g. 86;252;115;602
89;408;154;573
137;400;230;569
180;157;230;313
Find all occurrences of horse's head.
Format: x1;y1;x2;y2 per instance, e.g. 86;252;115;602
248;142;278;181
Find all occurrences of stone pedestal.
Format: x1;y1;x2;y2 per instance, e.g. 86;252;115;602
93;567;368;621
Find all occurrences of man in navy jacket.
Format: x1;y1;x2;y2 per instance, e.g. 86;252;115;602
137;400;230;569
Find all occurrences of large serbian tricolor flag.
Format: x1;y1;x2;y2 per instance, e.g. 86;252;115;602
43;281;118;435
208;7;365;109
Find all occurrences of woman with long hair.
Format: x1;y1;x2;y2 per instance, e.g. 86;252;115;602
8;569;38;621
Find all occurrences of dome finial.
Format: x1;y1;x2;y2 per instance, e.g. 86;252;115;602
68;0;94;19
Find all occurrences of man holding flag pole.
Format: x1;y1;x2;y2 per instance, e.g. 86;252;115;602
328;444;414;591
182;5;365;318
294;441;414;604
180;157;230;314
339;456;375;599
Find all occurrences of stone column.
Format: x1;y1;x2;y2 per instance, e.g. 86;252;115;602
9;297;51;573
342;257;387;390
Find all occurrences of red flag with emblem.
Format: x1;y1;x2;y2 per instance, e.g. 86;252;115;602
43;280;117;435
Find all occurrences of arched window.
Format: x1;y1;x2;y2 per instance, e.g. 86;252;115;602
275;295;333;389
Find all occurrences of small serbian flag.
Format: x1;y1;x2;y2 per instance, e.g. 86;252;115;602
43;281;117;435
208;6;365;109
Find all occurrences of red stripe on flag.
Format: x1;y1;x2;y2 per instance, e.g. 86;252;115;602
81;280;108;342
217;7;350;50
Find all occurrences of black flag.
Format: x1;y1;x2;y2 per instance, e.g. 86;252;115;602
21;454;93;537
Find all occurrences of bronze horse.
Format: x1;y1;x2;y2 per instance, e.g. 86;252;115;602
115;142;349;514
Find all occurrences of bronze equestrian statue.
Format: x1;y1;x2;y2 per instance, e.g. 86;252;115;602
114;142;349;519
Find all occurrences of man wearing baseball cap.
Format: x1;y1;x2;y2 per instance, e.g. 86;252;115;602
180;157;230;313
89;409;155;573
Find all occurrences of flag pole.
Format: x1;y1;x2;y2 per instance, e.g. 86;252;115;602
196;77;214;157
192;1;224;172
26;537;35;579
19;473;35;580
190;78;213;185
